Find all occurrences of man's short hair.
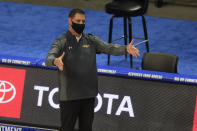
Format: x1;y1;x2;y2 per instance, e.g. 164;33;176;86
68;8;85;18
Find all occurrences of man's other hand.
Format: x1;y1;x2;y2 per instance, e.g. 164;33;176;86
126;40;140;58
54;52;65;71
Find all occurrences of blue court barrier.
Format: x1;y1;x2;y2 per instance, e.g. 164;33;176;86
1;54;197;85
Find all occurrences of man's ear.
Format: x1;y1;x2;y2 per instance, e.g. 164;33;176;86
68;17;72;25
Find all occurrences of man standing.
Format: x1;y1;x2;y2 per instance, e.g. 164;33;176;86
45;8;139;131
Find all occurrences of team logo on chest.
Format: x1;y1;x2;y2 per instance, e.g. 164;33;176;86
82;44;90;48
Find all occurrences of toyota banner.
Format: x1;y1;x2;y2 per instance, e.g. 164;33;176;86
0;63;197;131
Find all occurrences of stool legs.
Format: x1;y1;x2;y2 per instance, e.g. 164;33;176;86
107;15;149;67
107;16;114;65
123;17;128;60
128;17;133;68
142;16;150;52
107;16;134;67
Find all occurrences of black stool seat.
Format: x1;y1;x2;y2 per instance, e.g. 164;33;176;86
106;1;143;16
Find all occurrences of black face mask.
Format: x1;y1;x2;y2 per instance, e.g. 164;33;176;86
71;21;85;34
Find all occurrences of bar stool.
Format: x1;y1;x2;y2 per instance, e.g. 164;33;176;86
105;0;150;68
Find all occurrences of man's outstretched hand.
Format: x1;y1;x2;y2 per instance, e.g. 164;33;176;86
54;52;65;71
126;40;140;58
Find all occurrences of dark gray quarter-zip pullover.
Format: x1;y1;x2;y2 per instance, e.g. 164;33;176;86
46;31;127;101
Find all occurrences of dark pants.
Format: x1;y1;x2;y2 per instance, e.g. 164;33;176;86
60;98;95;131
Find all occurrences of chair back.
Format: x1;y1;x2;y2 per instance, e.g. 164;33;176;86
142;52;178;73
